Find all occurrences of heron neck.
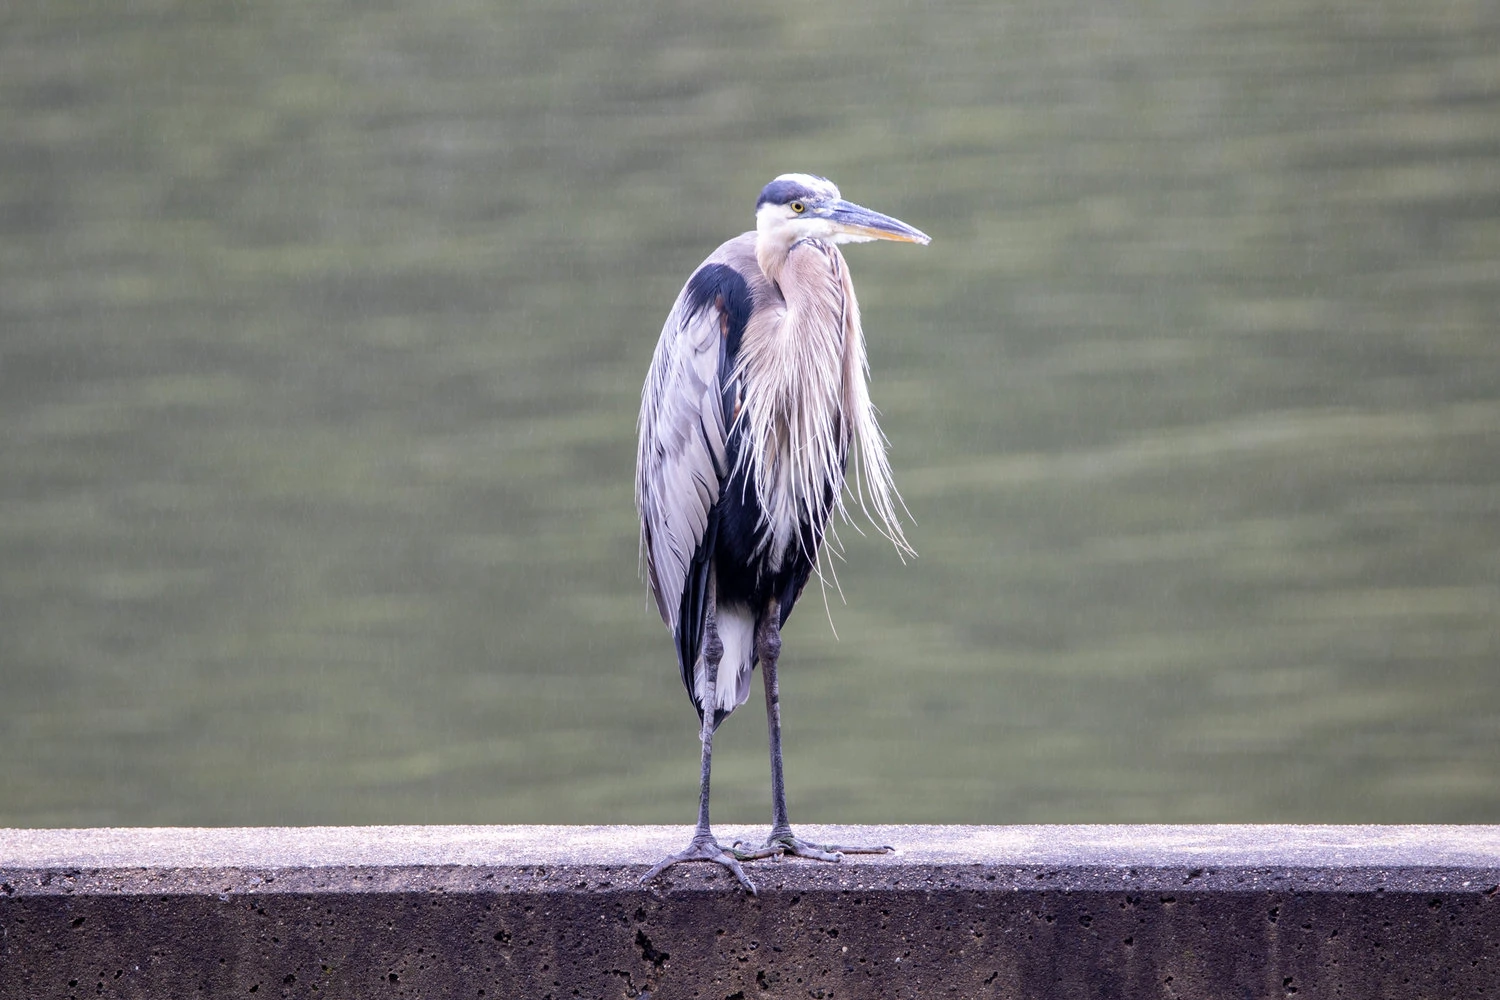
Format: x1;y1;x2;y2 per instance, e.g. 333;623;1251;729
754;230;795;286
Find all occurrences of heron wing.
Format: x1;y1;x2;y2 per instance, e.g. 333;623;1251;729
637;250;756;695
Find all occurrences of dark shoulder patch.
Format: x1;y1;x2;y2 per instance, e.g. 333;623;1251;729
683;262;752;392
684;263;752;336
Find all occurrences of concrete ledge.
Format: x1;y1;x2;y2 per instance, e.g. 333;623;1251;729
3;825;1498;998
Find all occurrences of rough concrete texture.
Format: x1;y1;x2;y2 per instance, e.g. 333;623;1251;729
2;825;1497;998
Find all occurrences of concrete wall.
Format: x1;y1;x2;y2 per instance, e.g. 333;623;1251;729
2;825;1497;998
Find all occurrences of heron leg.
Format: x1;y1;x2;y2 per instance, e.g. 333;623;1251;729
641;576;772;893
736;599;893;862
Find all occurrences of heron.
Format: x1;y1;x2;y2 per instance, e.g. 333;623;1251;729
636;173;929;891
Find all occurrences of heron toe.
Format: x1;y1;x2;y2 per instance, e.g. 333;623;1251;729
736;831;893;863
641;836;764;893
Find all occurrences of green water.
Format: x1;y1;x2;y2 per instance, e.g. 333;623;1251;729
2;0;1498;828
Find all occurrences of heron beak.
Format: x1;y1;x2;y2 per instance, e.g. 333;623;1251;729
826;200;931;245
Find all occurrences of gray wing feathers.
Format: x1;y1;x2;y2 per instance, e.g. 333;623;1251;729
636;276;729;633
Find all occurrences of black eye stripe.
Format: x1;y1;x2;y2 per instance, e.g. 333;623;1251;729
756;177;828;210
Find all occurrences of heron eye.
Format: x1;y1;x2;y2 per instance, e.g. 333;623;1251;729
790;201;805;214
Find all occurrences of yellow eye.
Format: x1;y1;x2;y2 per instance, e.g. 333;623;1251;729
790;201;805;214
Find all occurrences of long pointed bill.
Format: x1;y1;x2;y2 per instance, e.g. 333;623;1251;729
826;200;931;245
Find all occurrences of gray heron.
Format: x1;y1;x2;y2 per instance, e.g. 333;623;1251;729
636;173;929;891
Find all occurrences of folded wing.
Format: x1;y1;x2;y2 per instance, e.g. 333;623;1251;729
636;245;756;707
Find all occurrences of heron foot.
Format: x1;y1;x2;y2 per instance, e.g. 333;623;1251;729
735;830;894;863
641;835;774;894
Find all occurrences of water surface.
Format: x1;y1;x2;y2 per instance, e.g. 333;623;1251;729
2;0;1498;827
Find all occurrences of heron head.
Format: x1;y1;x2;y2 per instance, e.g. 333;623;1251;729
754;173;930;252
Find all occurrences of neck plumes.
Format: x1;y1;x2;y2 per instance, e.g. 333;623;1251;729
737;234;912;566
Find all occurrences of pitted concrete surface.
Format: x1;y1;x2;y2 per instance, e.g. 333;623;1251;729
3;825;1498;998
